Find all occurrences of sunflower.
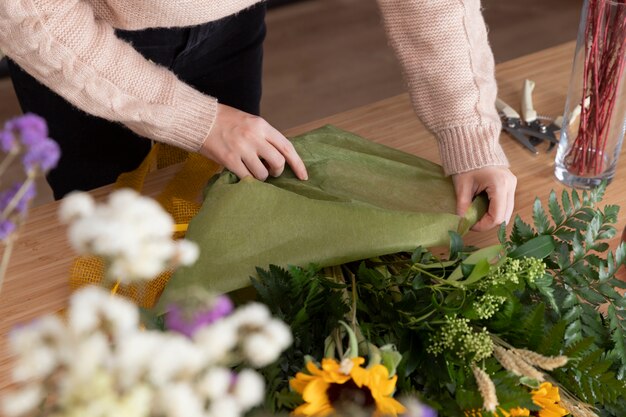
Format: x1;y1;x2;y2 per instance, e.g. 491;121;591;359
465;382;568;417
530;383;568;417
289;357;406;417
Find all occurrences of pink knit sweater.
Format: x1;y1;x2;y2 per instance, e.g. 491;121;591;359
0;0;508;175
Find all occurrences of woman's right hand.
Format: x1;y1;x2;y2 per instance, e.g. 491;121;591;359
200;103;308;181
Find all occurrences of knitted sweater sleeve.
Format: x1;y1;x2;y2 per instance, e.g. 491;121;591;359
0;0;217;152
376;0;509;175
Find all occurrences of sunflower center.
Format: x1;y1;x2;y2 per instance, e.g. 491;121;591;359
327;380;376;409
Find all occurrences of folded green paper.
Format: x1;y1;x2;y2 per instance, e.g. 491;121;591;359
161;125;486;300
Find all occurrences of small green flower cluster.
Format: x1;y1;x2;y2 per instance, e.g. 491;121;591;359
474;294;506;320
427;315;493;362
479;257;546;290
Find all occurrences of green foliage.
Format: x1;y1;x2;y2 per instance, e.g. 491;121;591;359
252;183;626;415
252;265;349;411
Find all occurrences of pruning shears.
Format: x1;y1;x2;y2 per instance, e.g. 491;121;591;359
496;79;562;154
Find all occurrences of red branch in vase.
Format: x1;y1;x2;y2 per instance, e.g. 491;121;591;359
566;0;626;176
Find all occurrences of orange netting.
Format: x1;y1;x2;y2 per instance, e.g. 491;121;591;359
69;144;221;308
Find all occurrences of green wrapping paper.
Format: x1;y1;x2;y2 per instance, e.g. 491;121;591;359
161;125;487;300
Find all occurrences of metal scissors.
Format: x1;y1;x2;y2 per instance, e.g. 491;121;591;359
496;79;562;154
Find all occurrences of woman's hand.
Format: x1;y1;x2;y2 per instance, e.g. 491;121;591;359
452;167;517;232
200;104;308;181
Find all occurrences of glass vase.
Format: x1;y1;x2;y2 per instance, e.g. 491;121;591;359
554;0;626;189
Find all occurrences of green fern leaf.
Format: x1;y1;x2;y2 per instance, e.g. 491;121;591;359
533;198;552;234
510;216;536;245
537;320;567;356
548;190;565;226
561;189;573;216
608;305;626;370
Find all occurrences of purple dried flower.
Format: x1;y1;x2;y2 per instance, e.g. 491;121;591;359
0;129;17;153
401;398;437;417
2;114;59;172
9;113;48;143
166;295;234;337
0;219;16;240
0;182;36;216
22;138;60;172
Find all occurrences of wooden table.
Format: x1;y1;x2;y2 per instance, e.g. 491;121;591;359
2;41;625;392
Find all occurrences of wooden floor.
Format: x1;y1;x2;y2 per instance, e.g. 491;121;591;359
0;0;583;206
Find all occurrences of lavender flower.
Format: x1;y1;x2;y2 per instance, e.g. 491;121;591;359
0;182;36;216
166;295;234;338
2;114;60;173
7;113;48;142
401;397;437;417
0;220;16;240
22;139;60;172
0;129;17;153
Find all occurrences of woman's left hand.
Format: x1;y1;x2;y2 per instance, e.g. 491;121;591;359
452;167;517;232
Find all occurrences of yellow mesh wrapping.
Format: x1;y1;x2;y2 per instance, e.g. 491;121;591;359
69;145;221;308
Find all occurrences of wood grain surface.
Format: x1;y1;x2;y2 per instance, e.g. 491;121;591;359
2;41;625;394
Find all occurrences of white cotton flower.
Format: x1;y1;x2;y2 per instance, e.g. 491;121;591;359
12;346;57;382
177;240;199;266
9;315;66;353
147;335;204;386
63;189;186;283
157;383;205;417
2;386;43;417
262;319;293;352
194;319;238;364
115;332;163;388
233;369;265;411
241;333;281;368
230;303;271;329
68;332;111;383
9;316;69;381
197;367;232;400
68;286;139;339
59;192;95;223
115;384;152;417
207;396;241;417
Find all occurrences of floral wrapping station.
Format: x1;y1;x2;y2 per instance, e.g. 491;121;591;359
2;111;626;417
2;7;626;414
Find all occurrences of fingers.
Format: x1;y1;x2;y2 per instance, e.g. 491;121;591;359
242;153;270;181
257;143;286;178
453;167;517;233
200;104;308;182
265;125;308;180
227;159;254;181
504;183;516;224
471;188;507;232
454;179;475;218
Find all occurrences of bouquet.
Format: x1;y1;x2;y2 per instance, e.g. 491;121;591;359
252;184;626;417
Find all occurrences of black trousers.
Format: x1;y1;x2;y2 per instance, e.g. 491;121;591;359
8;4;266;199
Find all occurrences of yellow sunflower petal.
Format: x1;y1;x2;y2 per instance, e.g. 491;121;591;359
290;373;316;394
306;361;325;376
374;396;406;417
321;358;341;372
302;378;331;405
507;407;530;416
531;383;568;417
293;401;335;417
350;364;370;387
352;357;366;367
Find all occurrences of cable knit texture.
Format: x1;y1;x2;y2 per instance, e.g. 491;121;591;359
377;0;508;174
0;0;508;174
